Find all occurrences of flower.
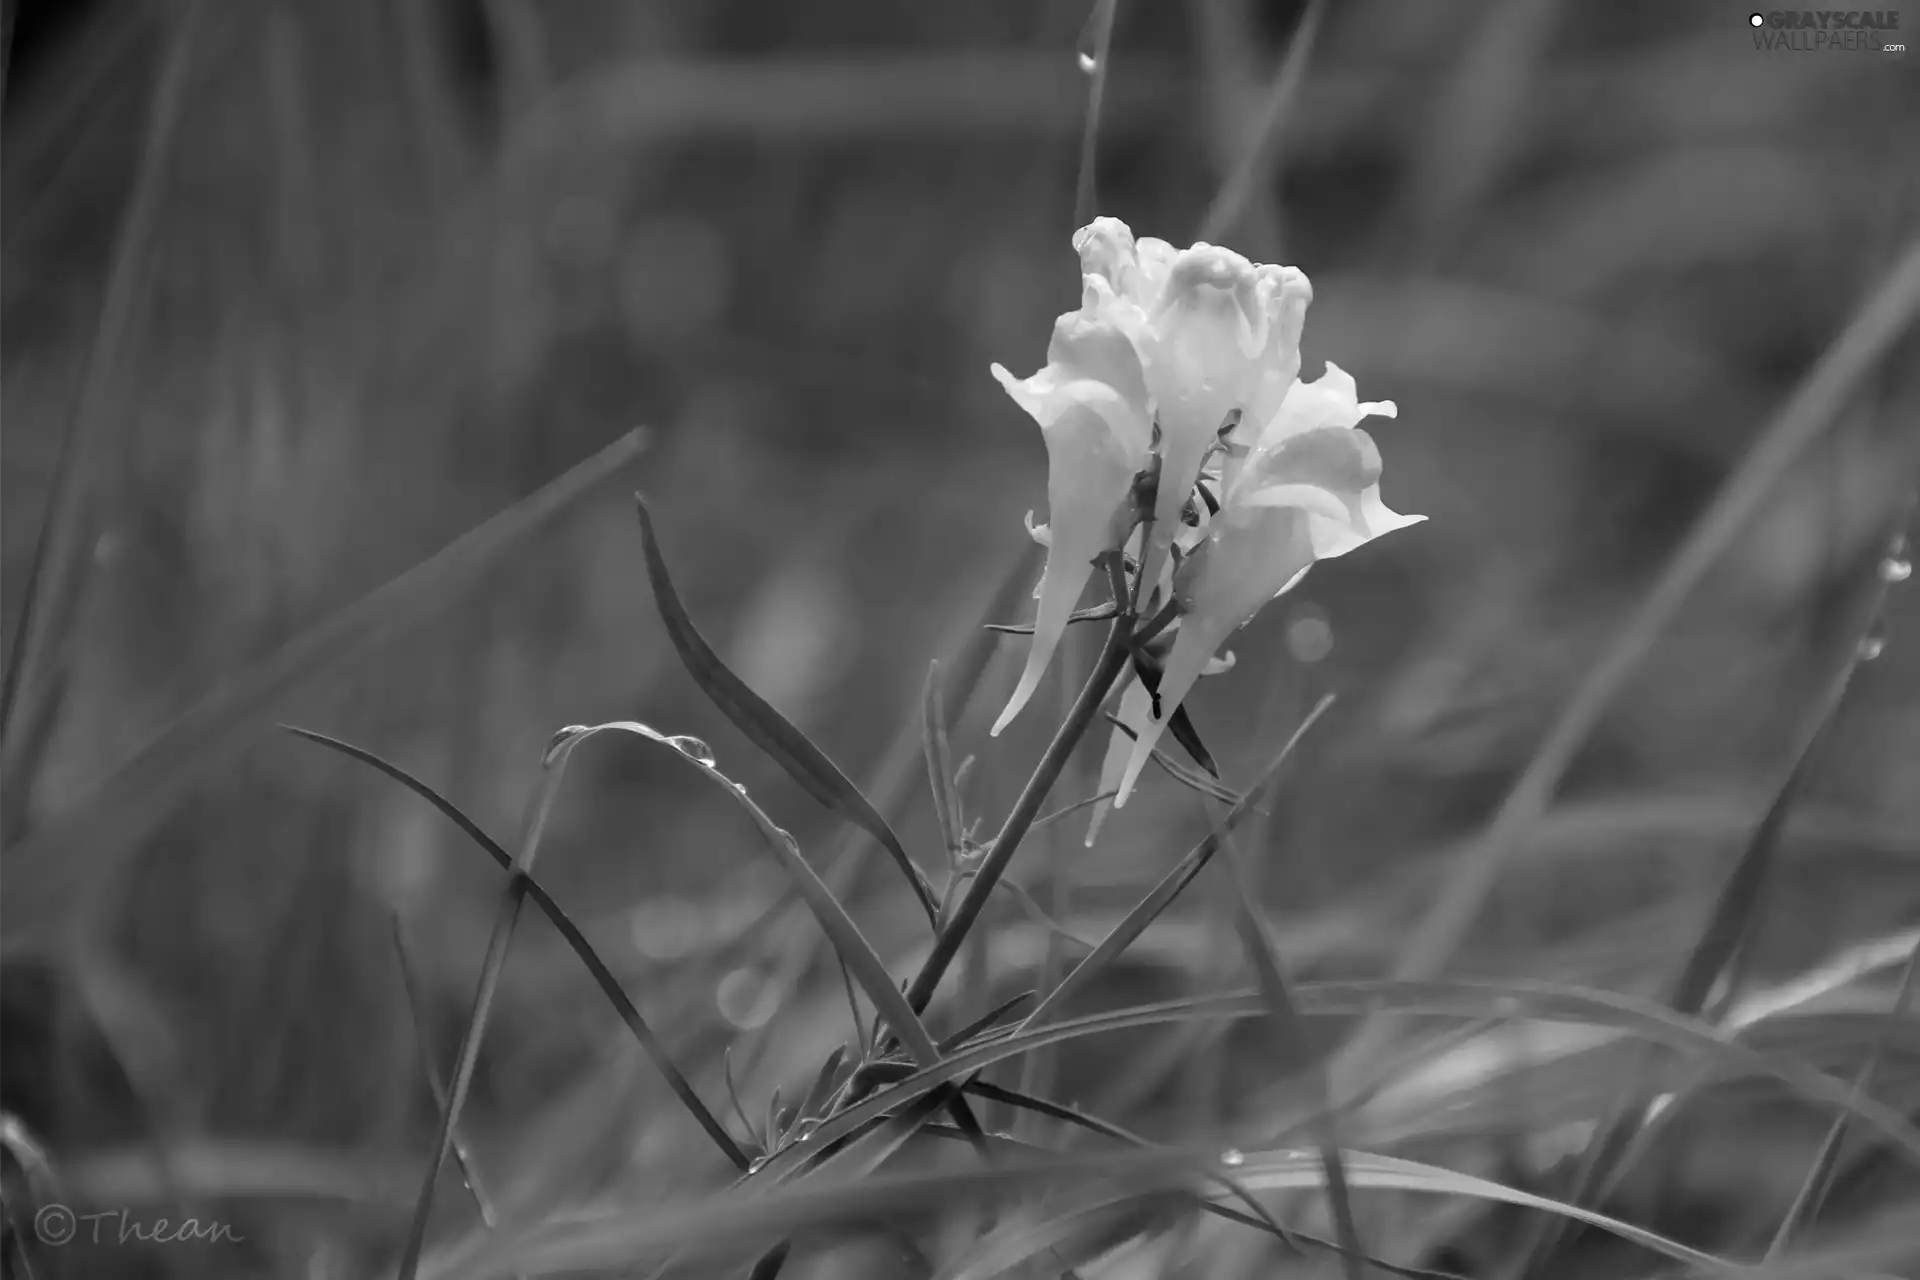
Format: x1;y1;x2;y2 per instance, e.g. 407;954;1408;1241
990;218;1313;736
1109;362;1423;807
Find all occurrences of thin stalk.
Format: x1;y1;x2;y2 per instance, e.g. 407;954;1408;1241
905;601;1133;1015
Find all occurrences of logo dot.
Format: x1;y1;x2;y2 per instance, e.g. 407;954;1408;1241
1749;12;1765;26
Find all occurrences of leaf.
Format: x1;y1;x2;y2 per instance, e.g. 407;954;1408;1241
555;721;943;1070
1022;696;1334;1031
757;978;1920;1188
1101;711;1237;801
282;726;749;1172
984;602;1119;635
1;429;648;956
398;728;581;1280
1130;653;1221;778
634;496;938;927
421;1142;1729;1280
798;1044;849;1122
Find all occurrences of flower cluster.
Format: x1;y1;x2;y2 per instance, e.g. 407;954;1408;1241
990;218;1423;831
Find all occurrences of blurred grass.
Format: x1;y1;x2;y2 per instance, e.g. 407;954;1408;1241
3;0;1918;1276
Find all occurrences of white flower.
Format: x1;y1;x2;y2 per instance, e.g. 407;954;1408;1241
1110;362;1423;807
990;218;1313;736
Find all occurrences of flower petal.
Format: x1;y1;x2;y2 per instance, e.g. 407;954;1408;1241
1138;245;1262;597
1113;504;1318;806
1085;675;1152;847
989;376;1150;736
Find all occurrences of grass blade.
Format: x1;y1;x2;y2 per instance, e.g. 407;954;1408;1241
558;721;943;1069
1196;0;1325;243
905;571;1136;1015
423;1142;1733;1280
0;0;200;812
1;429;647;956
1215;822;1364;1280
281;726;749;1172
1339;235;1920;1088
390;918;498;1230
1513;504;1916;1278
1022;696;1334;1030
1768;938;1920;1256
634;496;938;927
397;725;600;1280
759;978;1920;1188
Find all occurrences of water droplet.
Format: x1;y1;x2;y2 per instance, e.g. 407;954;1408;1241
1286;609;1333;664
1858;629;1887;661
544;725;588;765
1074;0;1109;75
666;735;717;767
1220;1148;1245;1167
1879;556;1912;584
748;1155;769;1174
792;1117;819;1140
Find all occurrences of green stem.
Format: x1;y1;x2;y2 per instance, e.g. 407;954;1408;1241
905;609;1134;1014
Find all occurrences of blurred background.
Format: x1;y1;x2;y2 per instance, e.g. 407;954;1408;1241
2;1;1917;1276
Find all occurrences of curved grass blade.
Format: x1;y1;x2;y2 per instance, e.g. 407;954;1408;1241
634;496;938;927
1230;1149;1727;1271
396;732;579;1280
423;1142;1730;1280
1;430;647;956
557;721;943;1070
759;979;1920;1188
1768;937;1920;1256
281;726;749;1172
1022;696;1335;1031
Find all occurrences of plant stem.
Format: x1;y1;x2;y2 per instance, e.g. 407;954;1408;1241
906;611;1133;1014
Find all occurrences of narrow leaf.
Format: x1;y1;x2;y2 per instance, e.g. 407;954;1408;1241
634;496;938;926
282;726;749;1172
1023;696;1334;1031
984;602;1118;635
757;978;1920;1188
